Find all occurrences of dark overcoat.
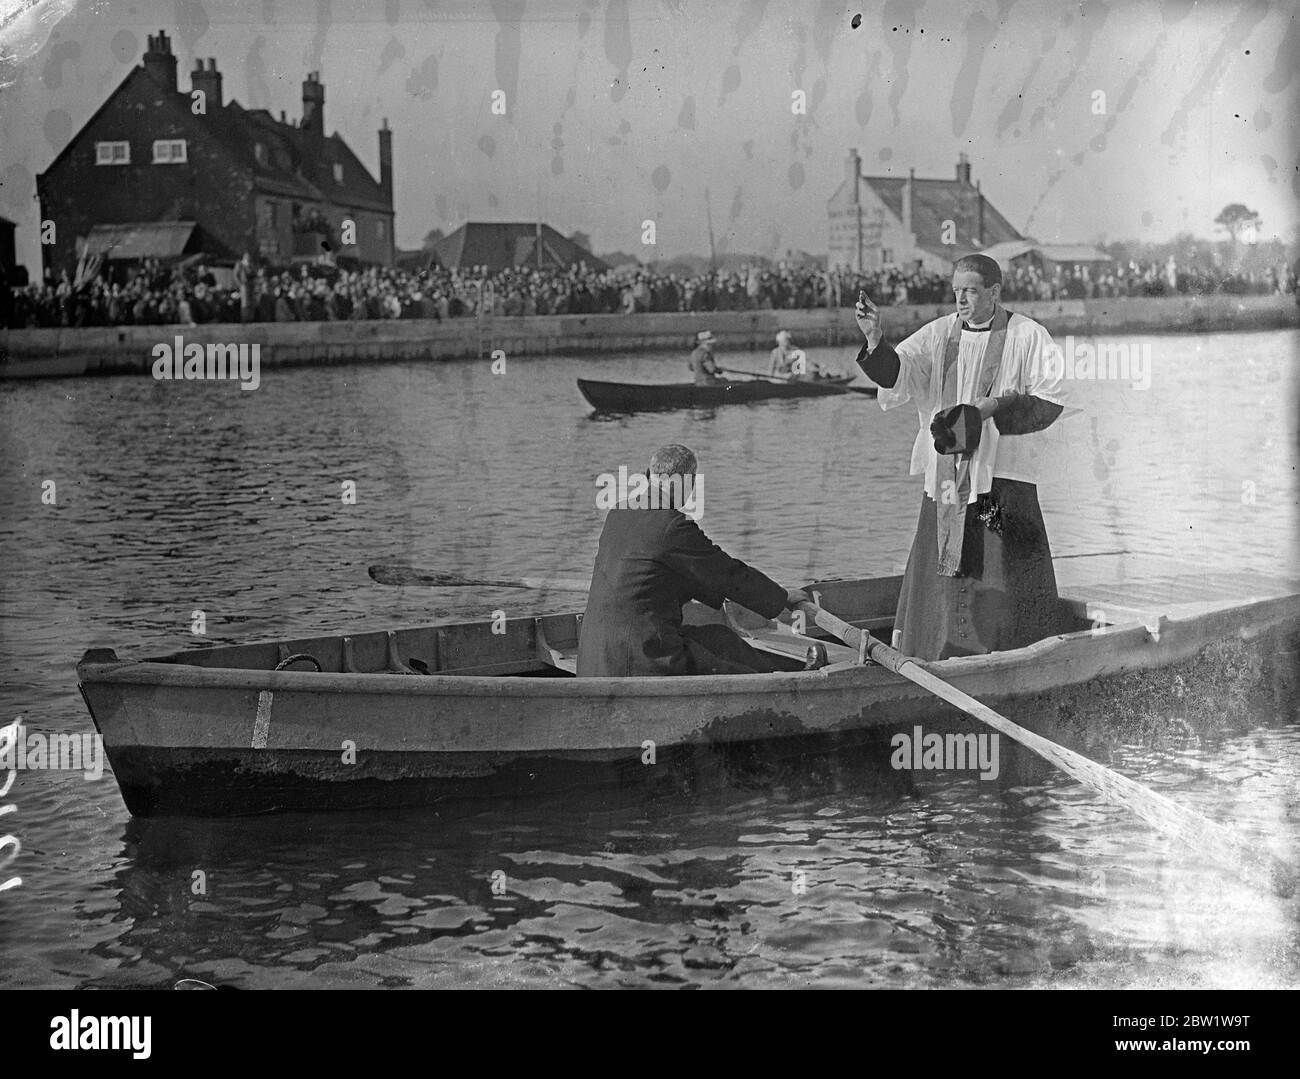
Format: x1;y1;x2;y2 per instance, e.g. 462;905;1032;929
576;507;786;677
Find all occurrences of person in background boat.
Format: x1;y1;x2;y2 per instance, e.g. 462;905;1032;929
577;444;812;677
689;330;724;385
854;253;1071;662
770;330;825;381
770;330;798;377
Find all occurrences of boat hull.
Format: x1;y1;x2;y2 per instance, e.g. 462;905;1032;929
93;732;921;816
577;375;872;411
77;580;1300;816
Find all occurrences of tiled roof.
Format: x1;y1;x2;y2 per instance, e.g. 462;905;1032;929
82;221;199;258
210;101;391;213
433;223;607;271
982;240;1114;266
39;64;391;217
1035;243;1113;263
863;175;1023;254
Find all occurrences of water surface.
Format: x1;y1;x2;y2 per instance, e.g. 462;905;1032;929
0;329;1297;988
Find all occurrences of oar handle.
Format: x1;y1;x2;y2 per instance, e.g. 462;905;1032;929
796;601;909;673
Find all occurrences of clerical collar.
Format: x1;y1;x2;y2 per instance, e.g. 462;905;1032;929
961;309;997;332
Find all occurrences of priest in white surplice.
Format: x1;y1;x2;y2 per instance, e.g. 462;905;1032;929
854;253;1072;661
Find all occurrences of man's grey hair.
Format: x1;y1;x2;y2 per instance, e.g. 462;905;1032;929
650;444;697;477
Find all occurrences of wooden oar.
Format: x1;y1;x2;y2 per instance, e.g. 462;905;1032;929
718;367;878;395
718;366;797;381
368;565;590;591
795;599;1298;899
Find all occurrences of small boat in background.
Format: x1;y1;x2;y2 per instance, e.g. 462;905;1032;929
578;374;873;412
76;557;1299;817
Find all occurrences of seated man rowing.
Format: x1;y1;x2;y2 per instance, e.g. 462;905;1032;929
577;444;811;677
689;330;724;385
769;329;824;380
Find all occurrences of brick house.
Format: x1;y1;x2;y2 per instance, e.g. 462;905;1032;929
827;150;1023;273
36;30;395;279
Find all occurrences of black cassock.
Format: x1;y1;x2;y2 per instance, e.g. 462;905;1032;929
858;339;1071;661
577;506;793;677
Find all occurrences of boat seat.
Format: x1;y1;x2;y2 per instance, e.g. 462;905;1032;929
740;625;857;665
535;618;578;674
721;601;858;665
1063;597;1169;637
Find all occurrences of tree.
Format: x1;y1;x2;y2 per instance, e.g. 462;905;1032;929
1214;203;1260;240
1214;204;1261;267
1103;239;1131;264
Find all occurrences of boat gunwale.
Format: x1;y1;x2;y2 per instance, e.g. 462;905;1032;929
576;375;858;391
576;374;874;411
75;591;1300;698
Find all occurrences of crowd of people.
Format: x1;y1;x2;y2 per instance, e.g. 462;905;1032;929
6;251;1295;329
997;257;1294;301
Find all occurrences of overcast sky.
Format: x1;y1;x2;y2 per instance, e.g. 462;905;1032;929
1;0;1296;271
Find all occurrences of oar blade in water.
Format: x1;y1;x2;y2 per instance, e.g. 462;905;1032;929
796;600;1298;899
368;565;478;588
369;564;590;591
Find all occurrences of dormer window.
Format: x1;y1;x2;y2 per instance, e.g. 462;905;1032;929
152;139;187;164
96;141;130;165
332;162;343;183
254;142;268;166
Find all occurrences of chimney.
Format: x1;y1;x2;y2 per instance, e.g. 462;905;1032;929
378;118;393;205
191;57;222;109
903;167;914;238
142;30;177;91
302;71;324;137
956;152;971;185
976;179;984;245
846;148;860;205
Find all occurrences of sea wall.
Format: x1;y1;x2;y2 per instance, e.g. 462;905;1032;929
1;293;1295;380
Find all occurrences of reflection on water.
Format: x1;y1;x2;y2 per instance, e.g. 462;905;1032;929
40;728;1299;990
0;330;1297;988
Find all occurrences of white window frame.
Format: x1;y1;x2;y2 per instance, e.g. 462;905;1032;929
96;141;130;165
151;139;188;164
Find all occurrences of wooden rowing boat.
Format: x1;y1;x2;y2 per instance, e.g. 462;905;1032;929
577;374;872;411
76;559;1299;816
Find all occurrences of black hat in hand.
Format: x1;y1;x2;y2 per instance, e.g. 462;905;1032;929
930;403;983;456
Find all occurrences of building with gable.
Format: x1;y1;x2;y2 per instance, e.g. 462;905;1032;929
827;150;1024;273
431;222;607;273
36;29;395;278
